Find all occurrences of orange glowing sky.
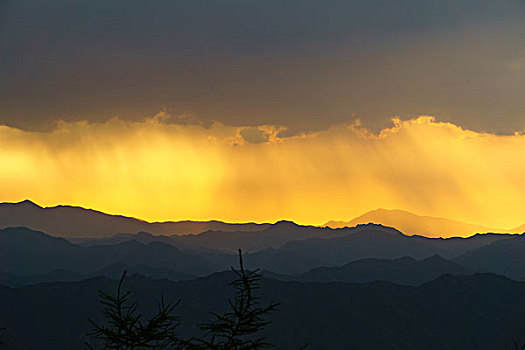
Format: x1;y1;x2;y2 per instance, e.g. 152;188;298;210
1;114;525;228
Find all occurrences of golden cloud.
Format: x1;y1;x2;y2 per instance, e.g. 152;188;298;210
1;113;525;228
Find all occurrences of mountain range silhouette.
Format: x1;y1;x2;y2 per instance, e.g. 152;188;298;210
2;200;525;349
2;200;524;239
0;200;269;238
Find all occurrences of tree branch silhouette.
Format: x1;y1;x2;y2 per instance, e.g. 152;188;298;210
186;249;279;350
87;250;302;349
86;271;181;350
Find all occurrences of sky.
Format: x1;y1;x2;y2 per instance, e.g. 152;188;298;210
1;0;525;227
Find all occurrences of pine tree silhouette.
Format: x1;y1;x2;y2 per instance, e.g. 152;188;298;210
87;250;284;350
86;270;181;350
186;249;279;349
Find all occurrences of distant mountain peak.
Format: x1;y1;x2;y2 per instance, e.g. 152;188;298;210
12;199;41;208
325;208;507;238
271;220;300;228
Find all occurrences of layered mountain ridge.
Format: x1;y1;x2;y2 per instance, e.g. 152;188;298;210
0;200;270;238
2;200;524;239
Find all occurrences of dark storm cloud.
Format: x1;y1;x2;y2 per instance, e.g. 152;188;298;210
1;0;524;133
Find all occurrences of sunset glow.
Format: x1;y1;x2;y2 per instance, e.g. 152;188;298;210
2;114;525;228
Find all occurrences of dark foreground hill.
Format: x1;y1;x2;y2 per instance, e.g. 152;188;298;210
298;254;472;285
1;273;525;349
2;226;521;278
0;227;220;275
0;263;197;288
0;254;474;288
455;234;525;279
